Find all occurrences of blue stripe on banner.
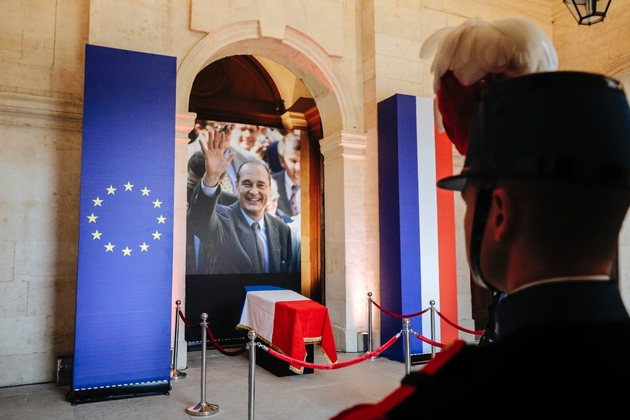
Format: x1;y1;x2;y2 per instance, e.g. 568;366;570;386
73;45;175;389
378;95;404;324
378;94;424;360
396;95;423;355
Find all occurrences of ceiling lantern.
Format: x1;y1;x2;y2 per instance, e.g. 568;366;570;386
564;0;612;25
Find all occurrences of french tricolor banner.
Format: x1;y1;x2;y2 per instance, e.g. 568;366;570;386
72;45;175;400
378;94;457;361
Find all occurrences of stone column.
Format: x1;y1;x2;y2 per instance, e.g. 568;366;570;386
281;111;311;295
320;131;368;352
173;111;196;369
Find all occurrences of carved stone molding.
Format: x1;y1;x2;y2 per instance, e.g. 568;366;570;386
176;112;197;143
176;20;356;135
281;111;308;130
189;0;344;57
319;131;368;163
0;92;83;131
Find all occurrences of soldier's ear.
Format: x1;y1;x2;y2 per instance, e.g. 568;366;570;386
489;188;515;243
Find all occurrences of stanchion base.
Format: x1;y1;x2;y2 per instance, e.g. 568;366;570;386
185;402;219;416
170;370;187;381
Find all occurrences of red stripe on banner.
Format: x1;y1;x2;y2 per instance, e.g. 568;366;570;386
434;127;458;345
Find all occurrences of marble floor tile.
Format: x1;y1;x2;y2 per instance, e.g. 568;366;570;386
0;349;415;420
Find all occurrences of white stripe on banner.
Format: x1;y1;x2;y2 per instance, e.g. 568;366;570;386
415;96;441;352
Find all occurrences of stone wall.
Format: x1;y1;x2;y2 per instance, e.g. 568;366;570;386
551;0;630;308
6;0;627;387
0;0;87;386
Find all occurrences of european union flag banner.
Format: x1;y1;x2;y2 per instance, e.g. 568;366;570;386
72;45;175;402
378;94;457;361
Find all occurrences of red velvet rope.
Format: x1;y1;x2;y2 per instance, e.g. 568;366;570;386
205;325;247;357
264;333;401;370
412;331;445;348
178;309;200;329
177;309;246;356
436;310;484;335
370;300;429;319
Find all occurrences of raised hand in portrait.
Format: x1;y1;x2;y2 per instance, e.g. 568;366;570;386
198;126;237;189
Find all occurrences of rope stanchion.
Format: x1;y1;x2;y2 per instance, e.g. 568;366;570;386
205;326;247;357
403;319;411;375
368;297;484;336
371;300;429;319
185;313;219;417
412;330;445;349
436;310;484;335
367;292;374;359
261;332;402;371
430;300;437;358
179;309;200;329
170;300;187;381
178;309;247;356
247;331;256;420
367;297;483;358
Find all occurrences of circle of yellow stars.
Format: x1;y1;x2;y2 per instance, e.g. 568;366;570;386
86;182;166;256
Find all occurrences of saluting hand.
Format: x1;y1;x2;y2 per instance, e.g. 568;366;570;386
198;127;236;188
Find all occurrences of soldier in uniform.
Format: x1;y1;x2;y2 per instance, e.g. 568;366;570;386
332;71;630;419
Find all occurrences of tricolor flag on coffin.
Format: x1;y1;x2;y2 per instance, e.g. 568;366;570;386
72;45;175;400
378;94;458;361
238;286;337;373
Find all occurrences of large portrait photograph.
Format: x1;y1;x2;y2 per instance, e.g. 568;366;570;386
186;120;302;275
184;120;303;343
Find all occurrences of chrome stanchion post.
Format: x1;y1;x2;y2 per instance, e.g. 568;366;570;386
248;331;257;420
185;313;219;417
430;300;436;359
171;300;186;381
403;318;411;375
368;292;374;360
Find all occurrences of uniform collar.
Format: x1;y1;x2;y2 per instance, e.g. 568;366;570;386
510;275;609;294
496;280;630;339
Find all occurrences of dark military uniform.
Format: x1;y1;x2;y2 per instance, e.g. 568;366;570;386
334;280;630;419
334;72;630;419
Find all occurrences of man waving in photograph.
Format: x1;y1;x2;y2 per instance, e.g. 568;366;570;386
188;126;293;275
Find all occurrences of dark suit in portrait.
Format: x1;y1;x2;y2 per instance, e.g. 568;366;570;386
188;184;293;275
271;170;293;219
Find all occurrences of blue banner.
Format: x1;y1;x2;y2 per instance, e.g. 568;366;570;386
73;45;175;392
378;94;446;360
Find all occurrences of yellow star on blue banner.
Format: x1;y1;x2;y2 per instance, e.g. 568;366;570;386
83;183;169;257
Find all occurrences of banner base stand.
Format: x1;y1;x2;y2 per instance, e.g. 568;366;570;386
68;380;171;405
411;352;432;365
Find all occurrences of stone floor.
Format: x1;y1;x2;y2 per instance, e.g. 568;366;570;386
0;349;415;420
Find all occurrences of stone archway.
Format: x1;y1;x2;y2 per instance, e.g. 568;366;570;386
176;22;358;133
174;21;369;351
